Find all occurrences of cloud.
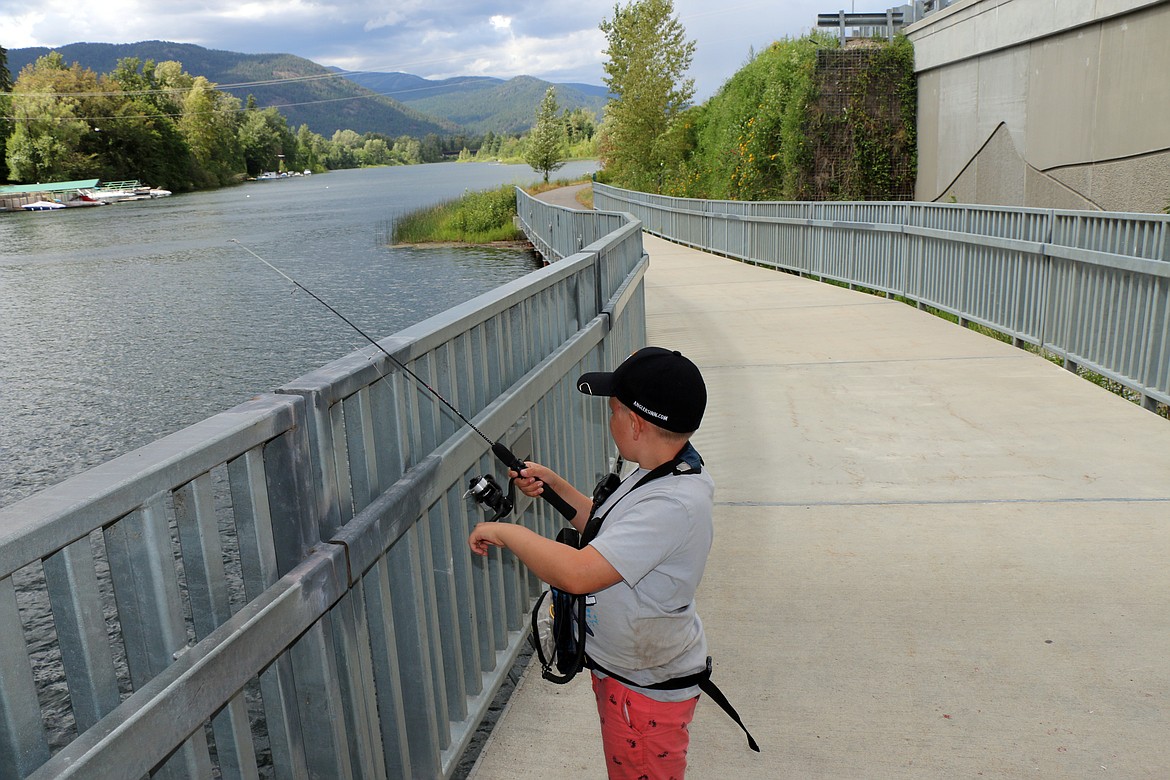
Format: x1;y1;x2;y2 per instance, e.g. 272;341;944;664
1;0;826;97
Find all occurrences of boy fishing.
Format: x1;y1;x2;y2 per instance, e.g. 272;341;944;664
469;346;756;779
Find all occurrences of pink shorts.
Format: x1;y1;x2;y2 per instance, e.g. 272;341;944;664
591;672;700;780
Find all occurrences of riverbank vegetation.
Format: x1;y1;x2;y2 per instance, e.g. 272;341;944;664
391;185;526;245
391;177;594;245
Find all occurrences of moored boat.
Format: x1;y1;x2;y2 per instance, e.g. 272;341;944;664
22;200;66;211
91;180;156;202
63;190;107;207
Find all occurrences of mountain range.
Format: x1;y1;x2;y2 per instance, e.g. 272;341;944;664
7;41;607;138
341;71;608;135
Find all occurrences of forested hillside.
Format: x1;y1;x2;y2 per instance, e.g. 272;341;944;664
7;42;455;138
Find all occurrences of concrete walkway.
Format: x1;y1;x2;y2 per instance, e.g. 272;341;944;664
470;214;1170;777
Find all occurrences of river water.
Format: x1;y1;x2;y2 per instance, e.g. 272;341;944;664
1;160;596;768
0;160;596;510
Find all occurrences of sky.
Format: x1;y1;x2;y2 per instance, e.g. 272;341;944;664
0;0;829;101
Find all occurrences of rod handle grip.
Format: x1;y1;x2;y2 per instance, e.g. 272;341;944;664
492;442;576;520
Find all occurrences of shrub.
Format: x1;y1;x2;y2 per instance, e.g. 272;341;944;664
391;185;525;244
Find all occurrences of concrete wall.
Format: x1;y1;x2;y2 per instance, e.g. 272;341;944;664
907;0;1170;212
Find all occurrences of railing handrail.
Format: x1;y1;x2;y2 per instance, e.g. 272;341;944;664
1;193;648;779
594;183;1170;412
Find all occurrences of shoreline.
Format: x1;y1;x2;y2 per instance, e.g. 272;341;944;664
389;239;535;250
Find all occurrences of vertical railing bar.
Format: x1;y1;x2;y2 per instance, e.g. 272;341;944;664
328;585;386;780
105;496;212;779
387;525;442;777
343;387;378;513
42;537;121;732
368;376;404;495
0;574;50;779
415;509;451;753
173;473;257;779
446;483;484;697
227;449;307;780
289;620;356;780
428;496;469;724
363;560;412;778
330;399;356;527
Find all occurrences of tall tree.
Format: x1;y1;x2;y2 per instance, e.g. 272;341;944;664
295;123;326;172
238;106;294;176
178;76;244;186
598;0;695;192
5;53;100;182
95;58;199;190
525;86;567;183
0;45;11;181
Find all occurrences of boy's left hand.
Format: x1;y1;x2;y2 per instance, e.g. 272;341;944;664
469;522;505;556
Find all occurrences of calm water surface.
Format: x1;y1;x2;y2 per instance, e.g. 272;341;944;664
0;161;597;508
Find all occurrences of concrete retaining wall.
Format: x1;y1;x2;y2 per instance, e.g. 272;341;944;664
907;0;1170;213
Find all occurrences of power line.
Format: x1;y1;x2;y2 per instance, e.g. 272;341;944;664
0;69;492;101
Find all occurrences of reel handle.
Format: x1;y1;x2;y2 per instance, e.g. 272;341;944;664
492;442;577;520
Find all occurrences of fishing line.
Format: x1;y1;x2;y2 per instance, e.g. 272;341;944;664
230;239;576;520
230;239;494;444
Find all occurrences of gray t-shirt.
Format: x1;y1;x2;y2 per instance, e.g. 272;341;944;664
586;464;715;701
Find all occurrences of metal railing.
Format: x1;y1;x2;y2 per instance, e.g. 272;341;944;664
0;193;647;779
594;183;1170;412
817;9;906;44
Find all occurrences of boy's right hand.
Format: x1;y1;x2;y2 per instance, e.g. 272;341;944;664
509;461;553;498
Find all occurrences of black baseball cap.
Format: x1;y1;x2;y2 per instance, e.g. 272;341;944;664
576;347;706;433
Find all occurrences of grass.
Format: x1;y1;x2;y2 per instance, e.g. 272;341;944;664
391;185;525;245
391;177;595;245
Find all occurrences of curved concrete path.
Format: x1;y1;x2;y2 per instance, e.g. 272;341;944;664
532;181;591;209
470;214;1170;777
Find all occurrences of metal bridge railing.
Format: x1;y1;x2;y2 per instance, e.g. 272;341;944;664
0;194;647;779
594;183;1170;412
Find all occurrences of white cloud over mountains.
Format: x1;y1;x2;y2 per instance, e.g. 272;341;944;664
1;0;824;99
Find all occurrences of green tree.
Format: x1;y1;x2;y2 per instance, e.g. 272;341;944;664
294;123;327;172
178;76;244;186
0;45;12;181
326;128;362;168
361;137;391;166
5;53;99;182
238;106;294;175
392;135;422;165
96;58;199;190
563;107;597;144
525;86;567;182
598;0;695;191
420;133;443;163
154;60;194;96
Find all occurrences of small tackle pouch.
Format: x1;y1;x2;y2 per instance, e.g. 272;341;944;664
529;448;698;686
530;527;589;684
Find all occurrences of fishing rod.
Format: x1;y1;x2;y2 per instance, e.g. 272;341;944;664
230;239;576;521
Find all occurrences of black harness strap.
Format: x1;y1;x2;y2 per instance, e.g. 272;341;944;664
587;656;761;753
577;443;760;752
580;443;702;547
